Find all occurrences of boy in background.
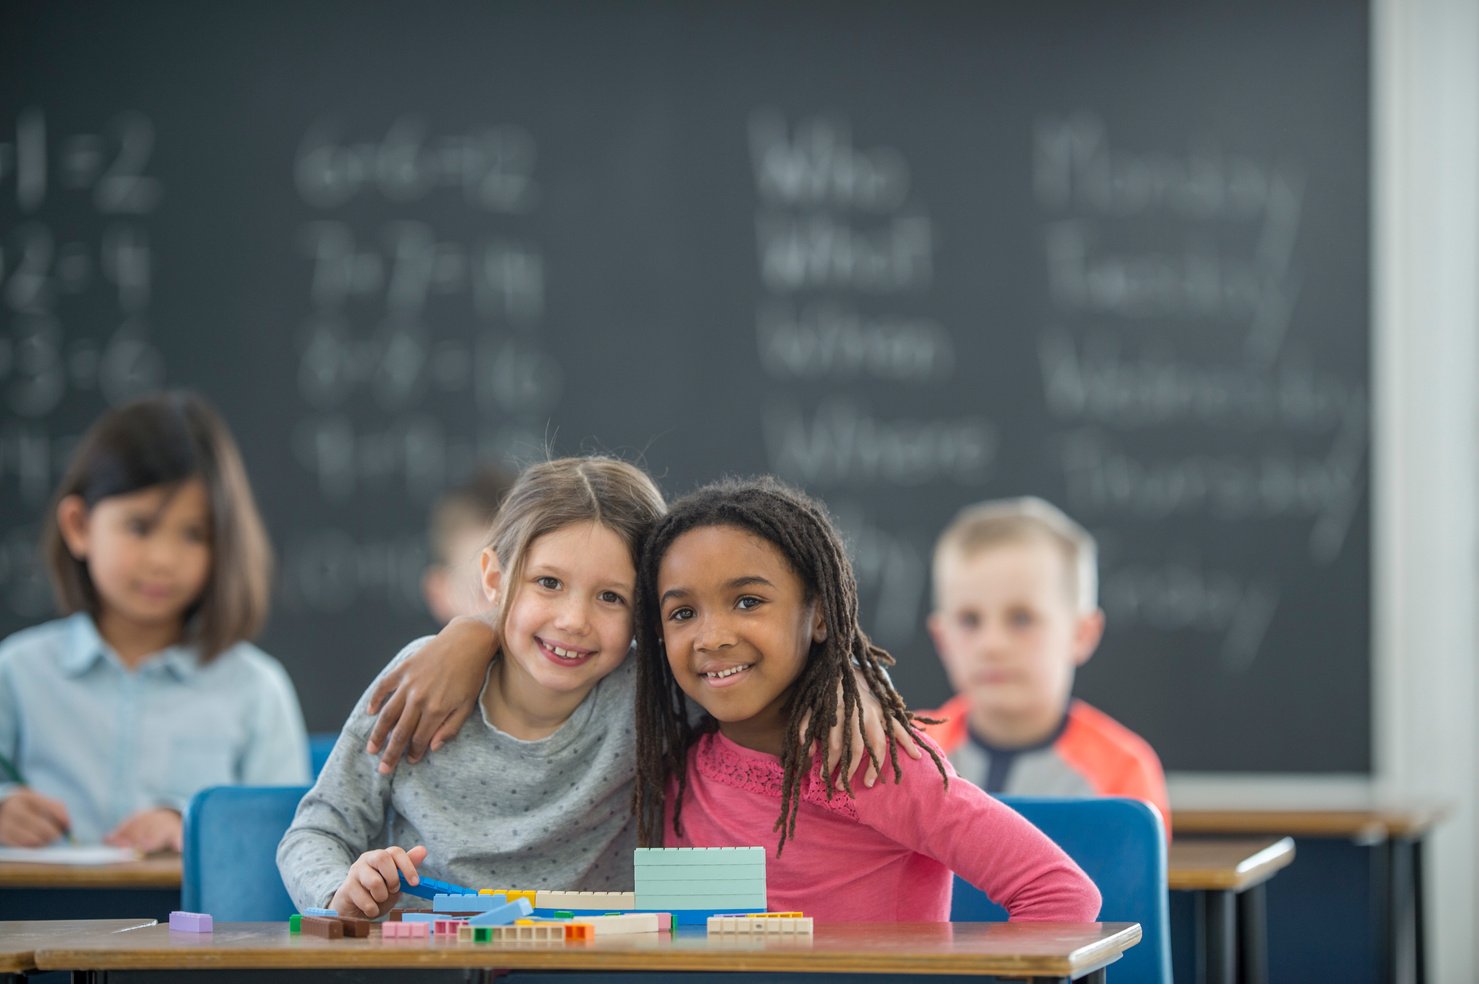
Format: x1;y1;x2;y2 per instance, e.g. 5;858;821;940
920;497;1171;832
420;464;515;624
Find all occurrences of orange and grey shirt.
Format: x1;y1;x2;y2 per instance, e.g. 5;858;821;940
917;695;1171;837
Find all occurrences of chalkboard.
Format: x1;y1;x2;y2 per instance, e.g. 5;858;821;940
0;1;1369;773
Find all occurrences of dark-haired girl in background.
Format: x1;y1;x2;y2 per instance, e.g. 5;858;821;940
0;391;308;851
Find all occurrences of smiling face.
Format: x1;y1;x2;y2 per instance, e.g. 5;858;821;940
656;524;827;755
59;479;214;639
927;536;1103;744
486;520;637;708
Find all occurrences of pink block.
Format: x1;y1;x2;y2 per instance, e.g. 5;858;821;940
655;912;672;931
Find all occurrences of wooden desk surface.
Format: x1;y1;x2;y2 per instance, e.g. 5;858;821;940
1167;836;1296;892
0;853;181;888
33;920;1142;978
0;920;157;973
1173;805;1449;840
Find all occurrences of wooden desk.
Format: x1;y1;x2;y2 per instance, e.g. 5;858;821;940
0;855;181;889
0;920;156;976
1174;806;1447;984
1168;837;1295;984
34;920;1143;983
0;855;181;922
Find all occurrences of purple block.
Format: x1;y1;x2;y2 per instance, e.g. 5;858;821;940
169;911;214;933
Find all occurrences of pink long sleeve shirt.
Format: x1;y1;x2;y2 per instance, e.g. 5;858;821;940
665;731;1102;922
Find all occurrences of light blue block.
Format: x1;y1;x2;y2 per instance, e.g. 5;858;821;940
635;893;768;910
465;897;533;926
635;847;764;867
630;870;763;887
434;892;508;912
304;906;338;918
399;912;442;924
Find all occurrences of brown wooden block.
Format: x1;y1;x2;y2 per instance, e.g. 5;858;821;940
300;915;344;939
340;917;373;937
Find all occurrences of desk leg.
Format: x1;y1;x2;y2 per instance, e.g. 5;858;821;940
1204;889;1236;984
1236;883;1269;984
1386;836;1419;984
1412;838;1427;984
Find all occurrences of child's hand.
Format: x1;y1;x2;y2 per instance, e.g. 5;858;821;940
0;788;71;846
801;665;923;789
331;844;429;918
104;807;182;853
365;615;500;774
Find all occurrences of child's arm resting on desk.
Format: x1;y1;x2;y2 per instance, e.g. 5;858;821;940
856;742;1101;922
277;646;412;912
104;807;179;853
0;788;71;847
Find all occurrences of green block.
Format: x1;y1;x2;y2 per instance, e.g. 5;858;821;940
473;926;493;942
554;910;573;919
289;914;301;934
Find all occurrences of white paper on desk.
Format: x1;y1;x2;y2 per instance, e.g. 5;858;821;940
0;844;142;864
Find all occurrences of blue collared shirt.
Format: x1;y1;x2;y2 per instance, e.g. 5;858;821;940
0;613;310;844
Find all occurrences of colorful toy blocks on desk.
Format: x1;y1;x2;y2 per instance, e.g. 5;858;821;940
488;922;567;944
397;873;478;900
465;898;533;926
708;914;813;935
168;911;212;933
381;921;429;939
435;892;508;912
635;847;765;866
300;916;344;939
534;890;637;910
634;846;767;912
386;908;432;921
563;912;660;936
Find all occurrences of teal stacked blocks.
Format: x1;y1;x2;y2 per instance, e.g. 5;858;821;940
633;847;766;911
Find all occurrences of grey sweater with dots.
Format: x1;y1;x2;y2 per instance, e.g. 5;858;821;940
277;638;637;912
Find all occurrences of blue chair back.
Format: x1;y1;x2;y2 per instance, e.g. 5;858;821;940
952;796;1171;984
308;732;338;777
182;784;311;920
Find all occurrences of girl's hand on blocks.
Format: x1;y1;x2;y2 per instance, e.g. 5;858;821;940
104;807;182;853
365;615;501;774
0;788;72;846
800;665;922;789
333;844;429;918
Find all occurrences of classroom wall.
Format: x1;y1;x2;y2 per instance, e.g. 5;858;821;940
1169;1;1479;980
1376;0;1479;979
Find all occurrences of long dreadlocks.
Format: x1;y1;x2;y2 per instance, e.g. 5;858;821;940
633;476;947;853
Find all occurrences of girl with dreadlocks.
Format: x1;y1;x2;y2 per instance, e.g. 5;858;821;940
634;477;1100;922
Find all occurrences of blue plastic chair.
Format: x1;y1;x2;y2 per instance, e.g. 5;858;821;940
951;796;1171;984
182;784;310;920
308;732;338;777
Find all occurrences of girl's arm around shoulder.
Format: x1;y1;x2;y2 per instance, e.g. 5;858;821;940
275;639;427;912
849;735;1101;922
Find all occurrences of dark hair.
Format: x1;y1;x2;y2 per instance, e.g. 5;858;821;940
42;391;272;660
633;476;945;853
485;456;666;636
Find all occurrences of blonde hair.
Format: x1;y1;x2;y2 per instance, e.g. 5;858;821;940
42;391;272;661
485;456;666;636
933;496;1098;614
